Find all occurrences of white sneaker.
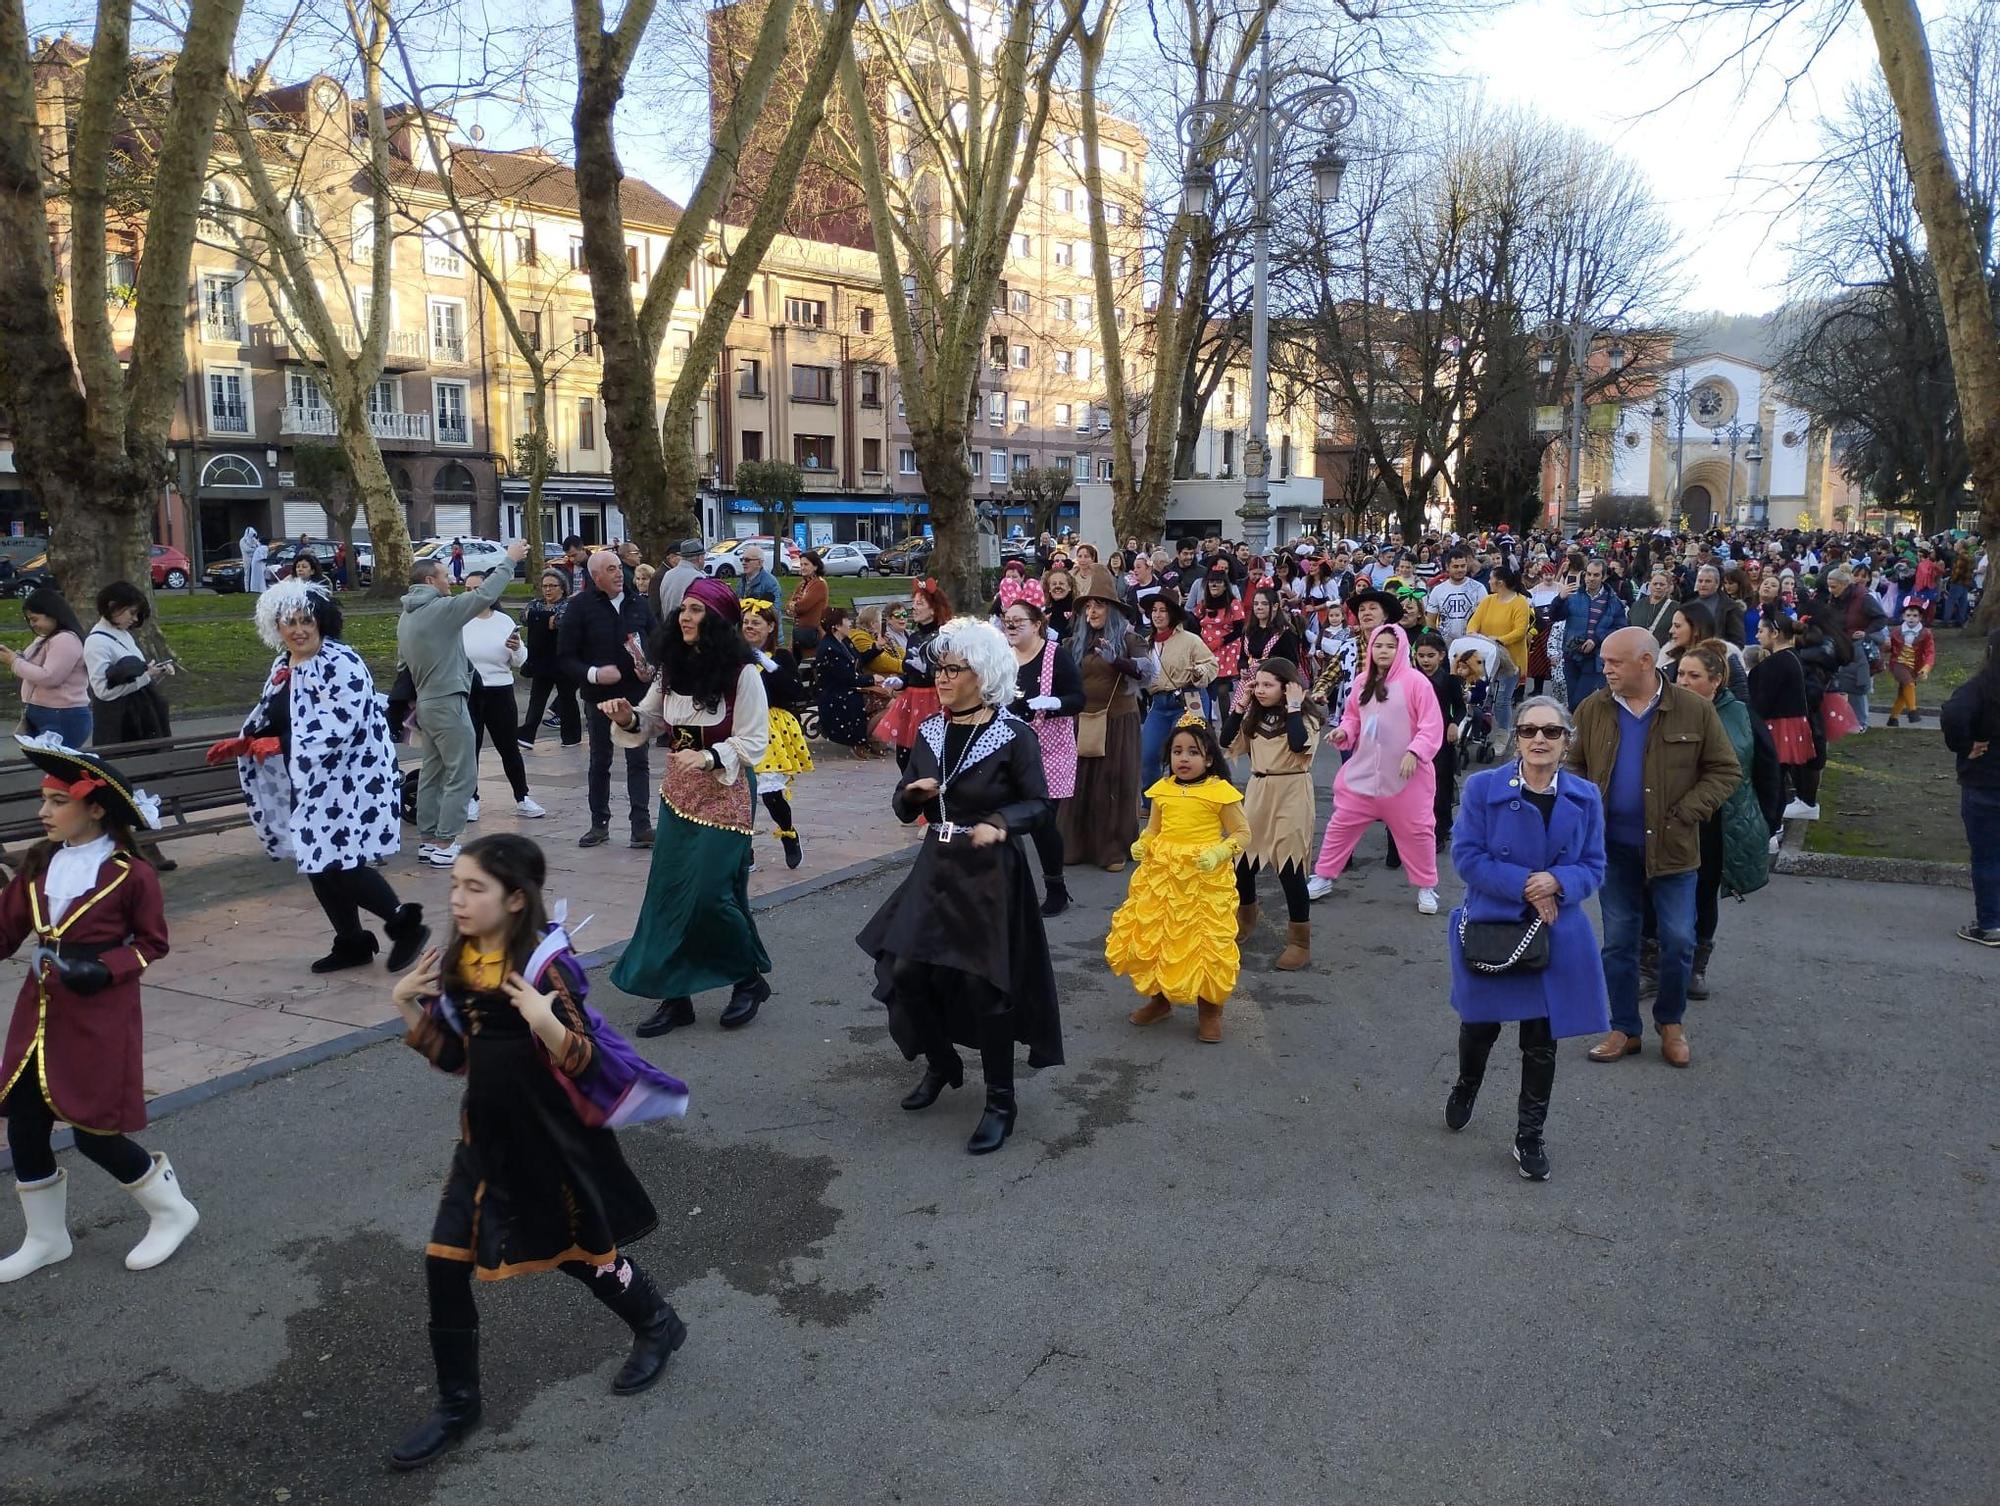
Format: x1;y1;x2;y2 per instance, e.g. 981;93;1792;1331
517;797;547;819
1782;799;1820;821
465;797;481;821
1417;887;1440;915
1768;830;1783;856
424;842;461;868
417;843;438;860
1306;875;1335;901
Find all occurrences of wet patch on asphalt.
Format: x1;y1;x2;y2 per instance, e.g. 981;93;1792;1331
1037;1056;1157;1163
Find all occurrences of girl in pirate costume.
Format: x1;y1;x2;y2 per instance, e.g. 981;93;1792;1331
1;736;199;1282
387;834;690;1471
741;596;812;869
603;577;774;1039
856;618;1062;1156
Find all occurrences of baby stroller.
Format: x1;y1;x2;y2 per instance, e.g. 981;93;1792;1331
1447;634;1503;765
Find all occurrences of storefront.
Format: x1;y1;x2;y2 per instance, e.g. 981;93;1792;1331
724;495;923;547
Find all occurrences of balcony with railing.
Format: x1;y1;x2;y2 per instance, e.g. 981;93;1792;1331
201;313;244;343
280;405;432;442
431;332;467;364
208;402;249;435
332;324;427;364
436;417;470;445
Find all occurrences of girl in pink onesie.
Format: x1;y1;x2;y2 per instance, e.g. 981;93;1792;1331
1307;622;1445;915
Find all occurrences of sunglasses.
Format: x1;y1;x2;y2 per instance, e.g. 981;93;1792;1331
1516;724;1568;741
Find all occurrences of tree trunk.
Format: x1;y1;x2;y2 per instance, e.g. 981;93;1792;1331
332;391;409;597
915;427;978;609
1859;0;2000;624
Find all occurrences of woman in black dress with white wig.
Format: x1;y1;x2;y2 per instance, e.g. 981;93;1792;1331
856;618;1062;1155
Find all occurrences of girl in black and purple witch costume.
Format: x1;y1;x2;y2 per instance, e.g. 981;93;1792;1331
385;833;690;1472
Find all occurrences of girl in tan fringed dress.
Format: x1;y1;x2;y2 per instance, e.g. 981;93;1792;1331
1225;658;1324;970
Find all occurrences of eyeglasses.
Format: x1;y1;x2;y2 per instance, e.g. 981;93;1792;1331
1002;617;1035;629
934;663;972;679
1516;724;1568;741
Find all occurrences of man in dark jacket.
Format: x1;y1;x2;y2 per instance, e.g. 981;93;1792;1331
1569;626;1742;1068
1561;557;1628;709
1941;628;2000;945
1692;564;1746;646
559;549;656;848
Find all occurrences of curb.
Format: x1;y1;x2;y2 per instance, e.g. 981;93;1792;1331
1;843;919;1173
1772;846;1972;888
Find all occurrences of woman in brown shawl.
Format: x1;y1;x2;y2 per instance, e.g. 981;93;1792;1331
1055;585;1149;870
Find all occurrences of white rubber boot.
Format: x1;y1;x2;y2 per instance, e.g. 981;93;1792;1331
122;1153;199;1271
0;1170;73;1282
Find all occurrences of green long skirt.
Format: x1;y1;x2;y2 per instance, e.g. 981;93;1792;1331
610;799;772;999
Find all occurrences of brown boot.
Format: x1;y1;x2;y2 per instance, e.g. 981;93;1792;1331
1587;1030;1640;1062
1129;995;1173;1026
1196;1001;1223;1044
1658;1023;1691;1067
1273;922;1310;971
1235;903;1259;943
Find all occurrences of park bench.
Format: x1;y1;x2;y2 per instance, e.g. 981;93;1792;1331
0;732;251;877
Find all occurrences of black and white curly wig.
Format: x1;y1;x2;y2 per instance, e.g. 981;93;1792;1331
929;616;1015;706
254;578;344;649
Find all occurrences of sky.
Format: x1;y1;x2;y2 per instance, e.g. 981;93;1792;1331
1447;0;1887;317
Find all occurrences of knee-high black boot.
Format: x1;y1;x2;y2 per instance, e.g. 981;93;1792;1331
1515;1023;1557;1181
1446;1023;1500;1131
570;1258;688;1395
389;1326;482;1471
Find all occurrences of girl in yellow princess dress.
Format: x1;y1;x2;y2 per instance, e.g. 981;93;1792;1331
1106;713;1248;1044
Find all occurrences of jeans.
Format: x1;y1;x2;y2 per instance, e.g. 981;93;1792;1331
1140;692;1187;792
1965;785;2000;930
1490;659;1520;737
1846;690;1870;727
414;694;477;843
1600;842;1697;1037
22;703;92;749
585;698;652;835
1940;584;1971;627
1565;663;1604;711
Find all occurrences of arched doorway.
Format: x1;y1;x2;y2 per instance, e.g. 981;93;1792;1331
1680;484;1714;531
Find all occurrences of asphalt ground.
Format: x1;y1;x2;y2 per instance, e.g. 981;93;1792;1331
0;847;1994;1506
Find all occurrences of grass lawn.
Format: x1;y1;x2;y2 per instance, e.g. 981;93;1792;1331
0;575;920;721
1804;626;1985;864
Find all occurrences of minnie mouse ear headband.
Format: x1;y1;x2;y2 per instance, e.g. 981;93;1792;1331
16;734;162;831
683;575;742;625
998;576;1046;613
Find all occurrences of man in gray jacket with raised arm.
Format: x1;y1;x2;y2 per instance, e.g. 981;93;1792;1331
399;539;528;866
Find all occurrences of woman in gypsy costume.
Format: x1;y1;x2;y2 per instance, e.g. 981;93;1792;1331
1054;585;1148;871
1000;581;1083;916
741;596;813;870
213;580;428;975
1224;658;1324;972
856;618;1061;1156
1;737;199;1282
876;579;952;767
387;834;691;1471
604;577;774;1038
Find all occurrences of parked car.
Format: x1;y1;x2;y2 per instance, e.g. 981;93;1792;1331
2;552;53;599
874;538;933;577
149;543;193;590
849;540;883;566
412;537;520;581
706;536;803;578
816;543;871;578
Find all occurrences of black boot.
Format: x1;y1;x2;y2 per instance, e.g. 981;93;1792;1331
383;904;430;972
636;997;695;1038
388;1325;481;1471
591;1265;687;1396
1446;1024;1498;1132
1687;941;1713;1001
967;1087;1017;1155
900;1055;964;1111
778;828;803;869
311;932;378;974
1514;1034;1557;1182
719;975;770;1029
1040;877;1069;918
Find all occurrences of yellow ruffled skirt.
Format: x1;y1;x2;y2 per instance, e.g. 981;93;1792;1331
757;709;815;781
1105;838;1240;1006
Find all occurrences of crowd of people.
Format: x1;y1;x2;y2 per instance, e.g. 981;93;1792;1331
0;517;1993;1471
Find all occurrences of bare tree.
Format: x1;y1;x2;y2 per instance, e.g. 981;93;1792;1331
0;0;247;612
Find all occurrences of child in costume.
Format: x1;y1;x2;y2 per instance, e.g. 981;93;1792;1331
1414;632;1466;845
742;597;813;869
1307;623;1446;914
1109;714;1248;1044
386;833;690;1471
876;579;953;769
1224;659;1323;972
1885;602;1935;726
1;736;197;1282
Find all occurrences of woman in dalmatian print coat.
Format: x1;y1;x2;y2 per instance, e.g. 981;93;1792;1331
210;581;430;975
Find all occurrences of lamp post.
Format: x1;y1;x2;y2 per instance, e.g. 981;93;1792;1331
1538;324;1624;532
1651;368;1693;521
1709;419;1762;526
1180;21;1355;560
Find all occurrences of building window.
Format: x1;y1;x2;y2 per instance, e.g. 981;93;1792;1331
987;391;1006;425
1222;430;1236;472
1104;203;1124;226
1054;350;1073;375
860;368;882;407
741;290;756;318
1104;146;1127;172
791;364;835;402
1010;232;1031;257
434;380;470;445
571;316;595;356
1011;343;1030;369
568;236;586;271
199;274;242;342
1111;255;1128;278
1054;402;1071;428
1074;405;1091;432
205;364;249;433
785;296;826;327
989;450;1009;481
862;437;882;473
515;229;537;266
794;433;834;471
738;358;763;397
200;453;260;487
1076;452;1092;478
1075;347;1092;381
1053;241;1073;267
521;391;542;430
1279;434;1292;478
1223;378;1236;418
578;396;597;451
626;245;642;282
286;196;317;241
424;214;462;275
1054;455;1073;476
1052;186;1073;212
741;429;764;461
968;449;983;477
1114;306;1127;328
992;281;1009;315
898;448;917;475
857;306;873;333
1010;398;1030;425
1013;452;1032;474
1054;296;1072;323
199;180;237;237
428;298;466;361
669;332;690;371
368;378;400;416
286;368;325;411
988;335;1007;370
1097;457;1114;480
1010;289;1031;315
518;309;541;353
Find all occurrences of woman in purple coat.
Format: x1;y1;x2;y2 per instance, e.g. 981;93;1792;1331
1445;694;1608;1182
